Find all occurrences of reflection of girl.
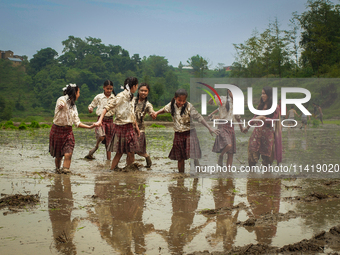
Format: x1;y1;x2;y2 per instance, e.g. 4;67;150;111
243;87;282;166
208;89;244;167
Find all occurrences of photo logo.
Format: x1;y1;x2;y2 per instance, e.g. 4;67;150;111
199;83;312;116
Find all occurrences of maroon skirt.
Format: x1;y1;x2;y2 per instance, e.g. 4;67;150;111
95;116;114;147
212;123;236;154
135;132;147;154
107;123;139;153
168;129;201;161
49;124;75;158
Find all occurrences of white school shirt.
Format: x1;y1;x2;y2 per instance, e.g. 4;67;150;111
53;95;81;127
215;95;239;122
88;93;115;117
162;102;204;132
104;89;135;125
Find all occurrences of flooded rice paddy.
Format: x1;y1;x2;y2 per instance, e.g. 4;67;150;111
0;123;340;254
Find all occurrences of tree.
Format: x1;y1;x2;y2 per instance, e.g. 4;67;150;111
29;47;58;75
187;55;209;77
178;61;183;72
298;0;340;76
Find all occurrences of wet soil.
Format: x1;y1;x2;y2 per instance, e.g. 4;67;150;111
1;124;340;254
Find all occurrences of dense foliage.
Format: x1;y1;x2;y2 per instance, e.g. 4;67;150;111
1;0;339;121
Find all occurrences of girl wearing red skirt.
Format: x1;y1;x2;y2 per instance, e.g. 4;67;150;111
134;83;155;168
49;84;96;174
154;89;218;173
208;89;244;167
95;77;140;170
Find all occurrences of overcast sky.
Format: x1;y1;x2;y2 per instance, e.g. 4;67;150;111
1;0;309;68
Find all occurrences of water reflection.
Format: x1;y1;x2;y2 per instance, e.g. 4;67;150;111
48;174;78;254
247;178;281;245
206;179;238;250
156;178;209;254
89;174;153;254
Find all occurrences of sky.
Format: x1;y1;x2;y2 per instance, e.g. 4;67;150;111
1;0;309;69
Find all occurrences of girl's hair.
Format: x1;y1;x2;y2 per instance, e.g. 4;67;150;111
225;89;230;112
171;89;188;117
63;84;79;108
134;83;150;123
257;86;274;118
124;77;138;101
103;80;116;96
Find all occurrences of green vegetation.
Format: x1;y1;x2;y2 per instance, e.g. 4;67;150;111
150;123;165;128
1;0;340;123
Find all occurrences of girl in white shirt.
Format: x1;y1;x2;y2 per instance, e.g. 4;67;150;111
49;84;95;174
209;89;244;167
96;77;140;170
154;89;218;173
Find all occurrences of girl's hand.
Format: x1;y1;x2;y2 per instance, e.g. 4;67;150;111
209;128;220;136
256;115;266;121
88;107;93;113
151;113;157;119
94;121;102;127
135;126;140;137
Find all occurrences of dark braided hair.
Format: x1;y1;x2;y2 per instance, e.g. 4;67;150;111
103;80;116;96
171;89;188;117
124;77;138;101
225;89;230;112
134;83;150;123
63;84;79;109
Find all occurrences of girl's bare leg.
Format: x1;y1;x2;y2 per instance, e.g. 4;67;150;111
63;153;72;169
106;151;111;161
111;152;123;170
55;157;62;169
178;160;185;173
218;144;232;166
226;152;233;167
126;152;135;166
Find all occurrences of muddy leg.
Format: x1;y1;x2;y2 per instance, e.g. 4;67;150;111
110;152;123;170
63;153;72;169
178;160;185;173
126;152;135;166
55;157;62;170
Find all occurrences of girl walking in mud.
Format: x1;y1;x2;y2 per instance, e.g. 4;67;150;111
154;89;219;173
243;87;282;167
208;88;244;167
134;83;155;168
49;84;96;174
95;77;140;171
86;80;116;160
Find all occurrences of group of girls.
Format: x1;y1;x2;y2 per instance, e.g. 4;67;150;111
49;79;282;174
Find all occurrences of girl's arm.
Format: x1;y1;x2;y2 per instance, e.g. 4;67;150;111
78;123;96;129
154;108;165;118
200;118;219;136
95;108;107;126
235;115;244;132
208;108;219;119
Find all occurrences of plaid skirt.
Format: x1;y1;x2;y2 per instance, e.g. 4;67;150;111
95;116;114;146
49;124;75;158
212;123;236;154
107;123;139;153
135;132;147;154
168;129;201;161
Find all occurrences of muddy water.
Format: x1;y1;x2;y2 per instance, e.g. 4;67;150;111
0;124;340;254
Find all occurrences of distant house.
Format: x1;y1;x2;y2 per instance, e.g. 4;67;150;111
224;66;232;71
0;50;23;67
182;65;193;70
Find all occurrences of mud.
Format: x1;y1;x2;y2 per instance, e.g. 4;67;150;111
1;124;340;254
283;191;340;202
0;194;40;209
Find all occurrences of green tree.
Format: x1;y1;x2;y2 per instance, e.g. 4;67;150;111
29;47;58;75
298;0;340;76
187;55;209;77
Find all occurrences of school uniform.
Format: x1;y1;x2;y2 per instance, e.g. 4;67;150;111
88;93;115;146
104;90;139;153
212;96;237;154
49;95;80;158
134;98;155;154
161;102;203;161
